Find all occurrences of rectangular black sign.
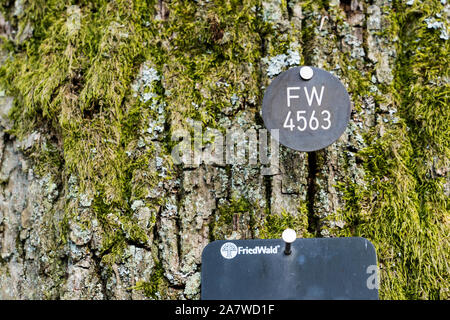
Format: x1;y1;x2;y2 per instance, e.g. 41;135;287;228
201;237;378;300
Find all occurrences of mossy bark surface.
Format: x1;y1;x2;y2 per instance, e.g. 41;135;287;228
0;0;448;299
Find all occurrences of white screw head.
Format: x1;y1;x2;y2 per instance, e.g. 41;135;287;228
300;66;314;80
282;228;297;243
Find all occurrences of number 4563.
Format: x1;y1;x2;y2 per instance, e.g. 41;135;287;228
283;110;331;131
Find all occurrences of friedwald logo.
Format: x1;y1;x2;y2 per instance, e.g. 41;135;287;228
220;242;238;259
220;242;281;259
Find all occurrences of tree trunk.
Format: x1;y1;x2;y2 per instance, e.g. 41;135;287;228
0;0;448;299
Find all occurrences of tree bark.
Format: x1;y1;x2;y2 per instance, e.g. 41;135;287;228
0;0;448;299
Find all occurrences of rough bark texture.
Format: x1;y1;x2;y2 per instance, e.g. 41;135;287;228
0;0;448;299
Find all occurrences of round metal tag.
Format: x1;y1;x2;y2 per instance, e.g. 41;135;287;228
262;66;351;152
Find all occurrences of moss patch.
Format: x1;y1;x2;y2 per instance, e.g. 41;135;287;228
131;261;167;299
330;0;449;299
261;206;309;239
211;197;256;239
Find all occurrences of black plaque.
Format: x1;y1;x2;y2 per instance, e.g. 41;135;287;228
201;237;378;300
262;66;351;152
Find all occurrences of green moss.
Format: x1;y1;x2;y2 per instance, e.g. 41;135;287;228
131;261;167;299
211;196;256;240
260;206;310;239
0;0;166;266
159;0;266;130
27;138;64;178
329;0;449;300
91;193;149;265
59;205;71;245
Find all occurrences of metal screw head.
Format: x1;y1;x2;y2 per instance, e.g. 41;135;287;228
282;228;297;244
299;66;314;80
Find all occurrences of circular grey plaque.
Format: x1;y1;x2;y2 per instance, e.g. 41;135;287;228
262;66;351;152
